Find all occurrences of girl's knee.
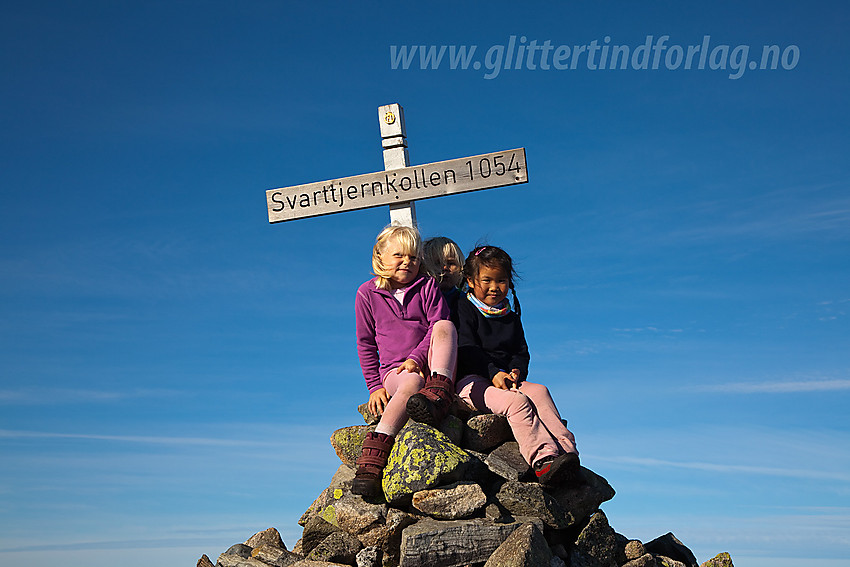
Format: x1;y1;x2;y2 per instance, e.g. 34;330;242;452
521;381;550;398
397;374;424;395
502;390;533;415
432;319;457;342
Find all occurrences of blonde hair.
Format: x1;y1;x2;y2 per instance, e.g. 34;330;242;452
371;224;422;290
423;237;464;288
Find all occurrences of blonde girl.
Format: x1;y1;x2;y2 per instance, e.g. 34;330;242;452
352;225;457;496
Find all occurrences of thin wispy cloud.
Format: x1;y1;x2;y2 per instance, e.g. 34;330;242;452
613;326;684;334
663;187;850;244
0;388;178;405
591;454;850;483
0;536;226;553
0;429;286;448
692;379;850;394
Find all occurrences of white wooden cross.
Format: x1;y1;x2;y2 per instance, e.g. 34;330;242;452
266;103;528;227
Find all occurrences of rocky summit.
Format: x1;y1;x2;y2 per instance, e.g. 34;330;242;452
199;406;734;567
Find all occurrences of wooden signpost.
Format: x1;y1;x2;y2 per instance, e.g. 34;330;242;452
266;103;528;227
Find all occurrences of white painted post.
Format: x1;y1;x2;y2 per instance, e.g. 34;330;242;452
378;103;416;227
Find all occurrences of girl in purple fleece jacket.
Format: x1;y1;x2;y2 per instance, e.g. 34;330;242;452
352;225;458;497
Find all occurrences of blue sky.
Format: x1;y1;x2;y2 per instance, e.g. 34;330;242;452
1;2;848;566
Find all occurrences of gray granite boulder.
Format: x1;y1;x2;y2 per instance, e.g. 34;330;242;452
463;414;512;452
225;544;252;559
412;481;487;519
645;533;698;567
624;554;658;567
251;544;302;567
486;441;530;480
495;480;571;529
548;467;615;522
306;531;363;564
355;546;381;567
483;521;553;567
245;527;286;550
216;553;270;567
300;516;343;556
570;510;619;567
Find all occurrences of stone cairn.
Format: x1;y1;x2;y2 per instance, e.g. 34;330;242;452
199;404;734;567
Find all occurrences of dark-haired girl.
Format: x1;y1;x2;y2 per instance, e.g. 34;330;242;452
455;245;580;486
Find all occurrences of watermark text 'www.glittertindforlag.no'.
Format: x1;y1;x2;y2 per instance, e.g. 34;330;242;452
389;35;800;80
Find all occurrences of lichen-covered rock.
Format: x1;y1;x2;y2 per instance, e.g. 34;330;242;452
322;492;387;534
300;516;343;556
300;465;357;527
398;517;543;567
483;522;553;567
657;557;687;567
463;414;512;452
306;531;363;564
495;480;571;529
383;421;472;504
570;510;618;567
330;425;375;468
412;481;487;519
358;403;381;425
645;533;698;567
548;467;615;523
700;552;734;567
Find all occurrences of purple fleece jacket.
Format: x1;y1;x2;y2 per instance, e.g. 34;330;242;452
355;274;449;393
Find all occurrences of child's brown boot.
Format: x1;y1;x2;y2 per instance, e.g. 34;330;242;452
351;431;394;497
406;372;455;427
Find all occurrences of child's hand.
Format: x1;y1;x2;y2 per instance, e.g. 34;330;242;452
368;387;389;416
396;358;423;377
493;371;517;390
511;368;525;388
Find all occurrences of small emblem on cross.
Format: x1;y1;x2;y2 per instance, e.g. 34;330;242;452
384;111;396;125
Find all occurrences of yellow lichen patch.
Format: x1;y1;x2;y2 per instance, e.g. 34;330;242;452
381;423;471;502
322;504;338;526
333;488;343;499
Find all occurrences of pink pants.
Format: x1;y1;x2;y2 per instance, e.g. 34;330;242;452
376;320;457;437
456;375;578;466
